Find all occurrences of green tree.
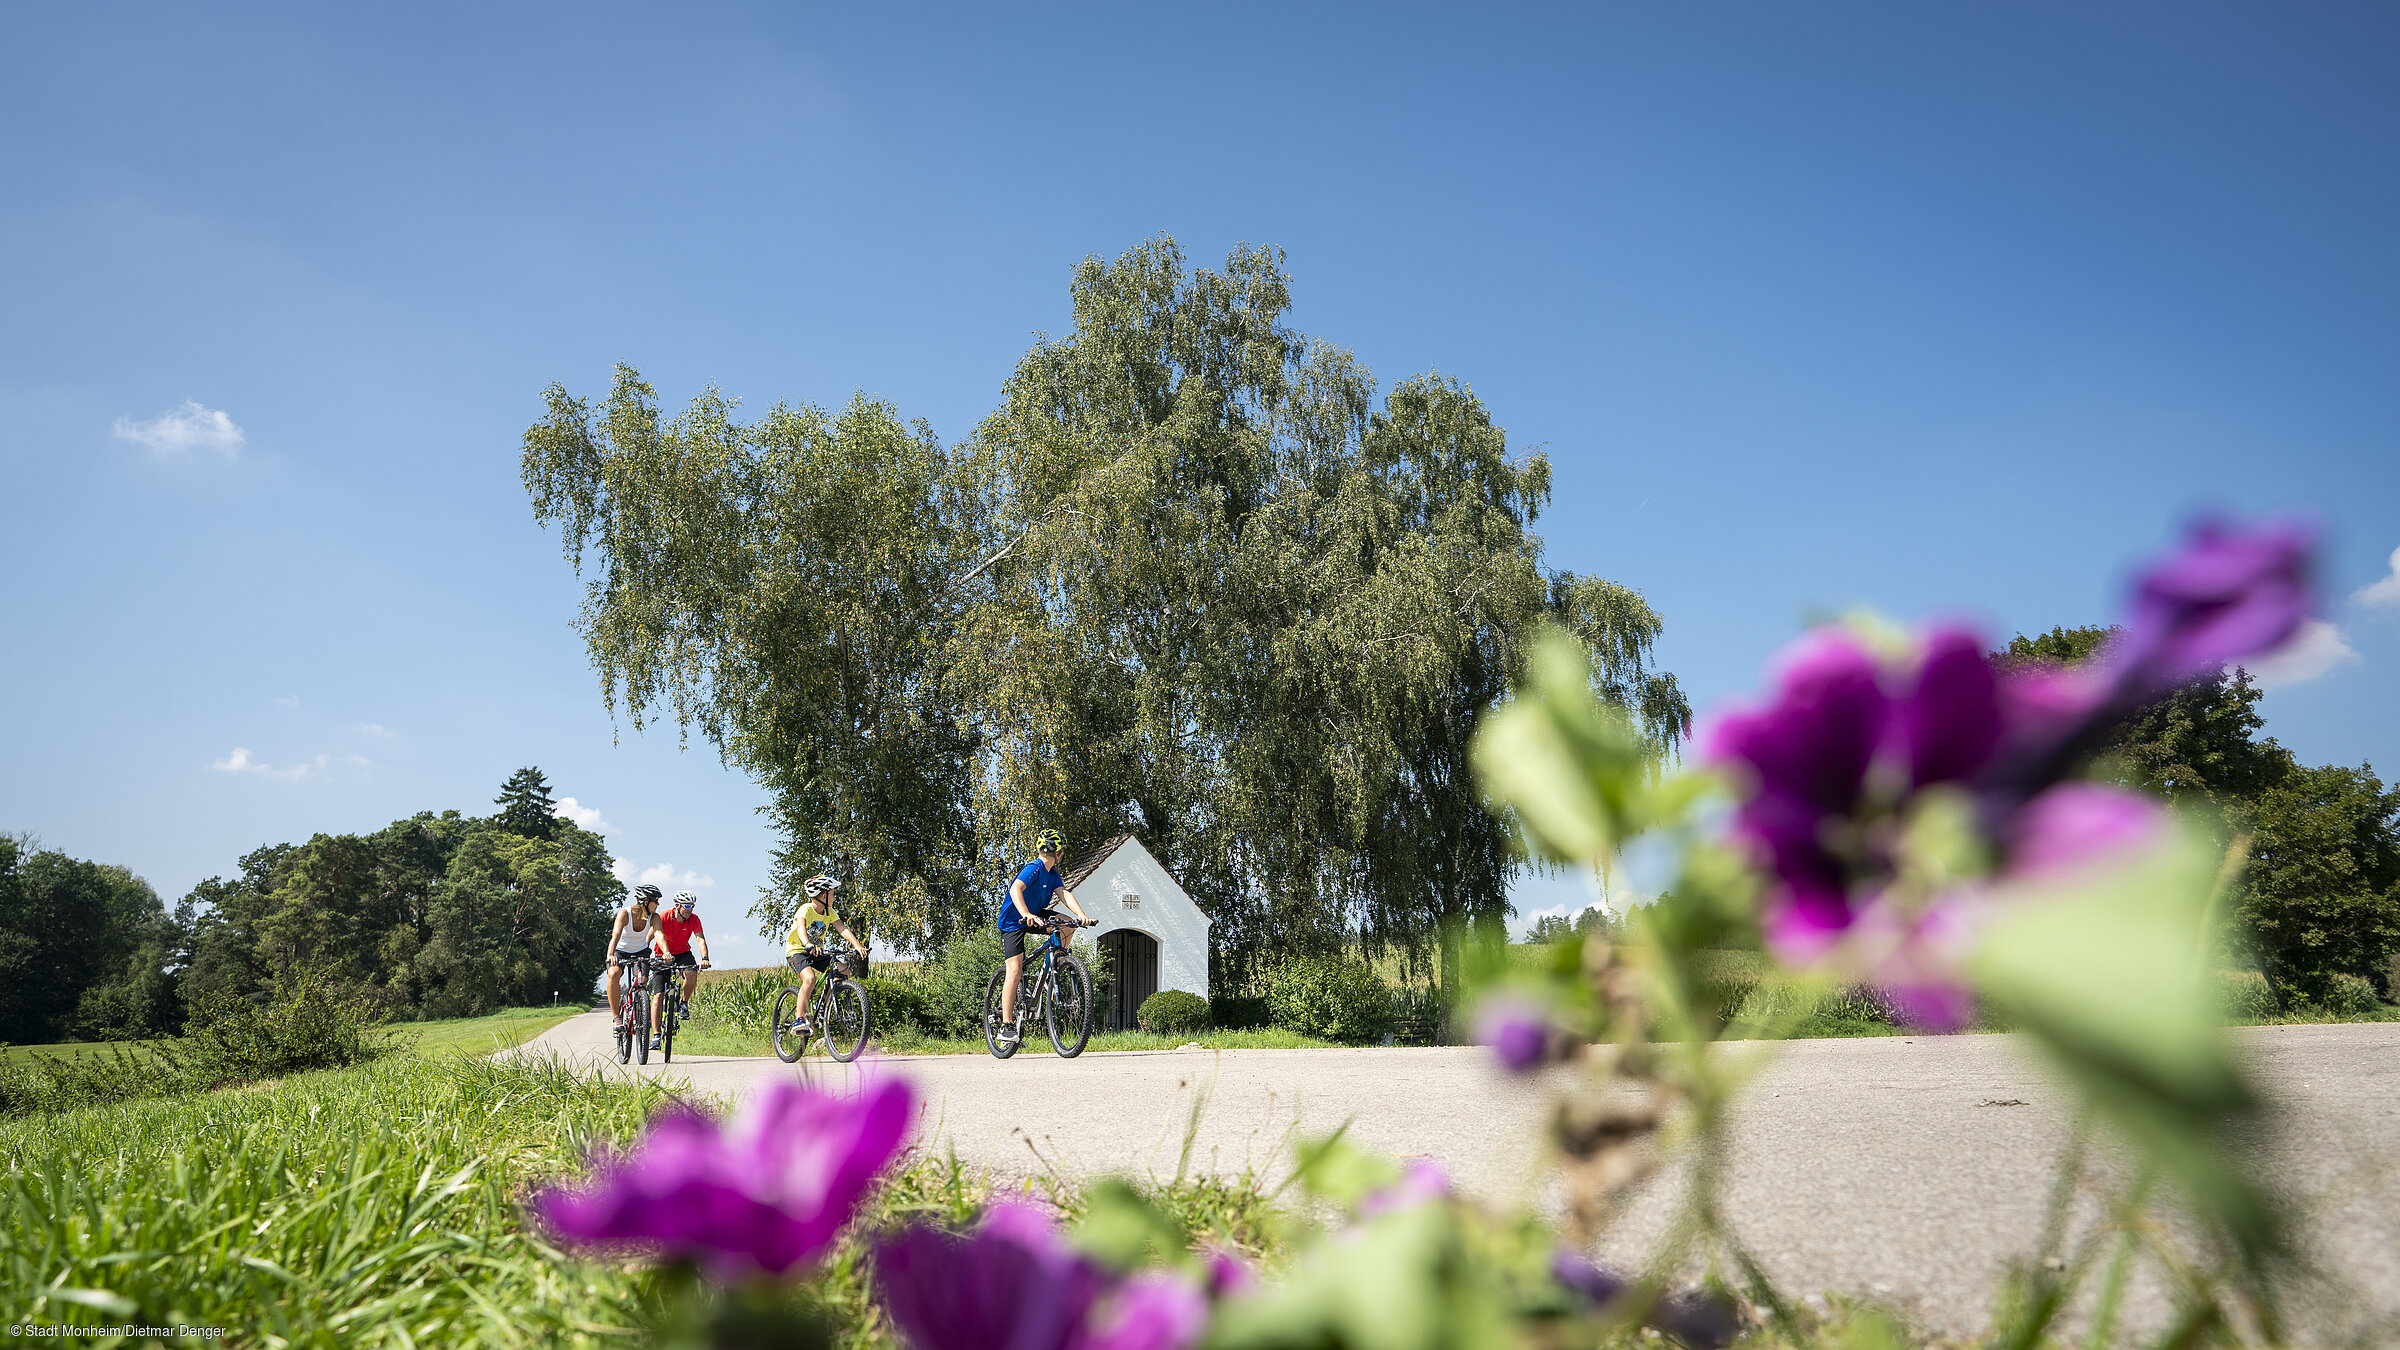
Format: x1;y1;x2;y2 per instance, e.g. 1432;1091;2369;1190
1999;625;2400;1002
522;236;1689;998
2231;762;2400;1004
1526;913;1574;944
1998;626;2285;805
493;766;559;840
524;376;978;950
0;837;179;1043
176;806;617;1021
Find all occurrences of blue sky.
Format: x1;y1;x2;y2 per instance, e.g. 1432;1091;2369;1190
4;3;2395;964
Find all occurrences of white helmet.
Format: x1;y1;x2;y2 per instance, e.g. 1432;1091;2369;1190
672;890;698;908
804;875;839;897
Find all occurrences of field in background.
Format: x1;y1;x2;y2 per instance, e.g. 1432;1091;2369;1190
1;1005;584;1066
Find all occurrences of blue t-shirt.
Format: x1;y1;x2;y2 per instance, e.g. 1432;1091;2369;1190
996;861;1065;932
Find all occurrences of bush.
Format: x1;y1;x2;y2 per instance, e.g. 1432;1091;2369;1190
181;966;392;1083
919;929;1004;1037
1211;994;1271;1030
1268;955;1389;1043
2320;972;2381;1017
2217;969;2279;1021
861;975;932;1033
1137;990;1209;1035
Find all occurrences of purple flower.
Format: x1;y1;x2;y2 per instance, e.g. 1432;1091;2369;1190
1472;996;1553;1074
1202;1247;1254;1300
874;1203;1206;1350
1697;625;2001;960
1358;1158;1450;1217
1552;1250;1739;1349
2008;781;2168;881
532;1077;913;1280
2119;517;2314;689
1696;520;2314;1029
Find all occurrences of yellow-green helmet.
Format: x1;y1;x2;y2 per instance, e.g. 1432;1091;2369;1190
1034;829;1065;855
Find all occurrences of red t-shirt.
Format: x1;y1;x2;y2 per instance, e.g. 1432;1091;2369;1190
656;910;705;956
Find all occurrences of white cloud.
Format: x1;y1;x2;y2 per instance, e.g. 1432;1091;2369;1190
2236;618;2362;689
554;796;613;833
608;859;716;892
275;695;302;708
2354;545;2400;611
114;401;245;456
211;748;369;781
352;722;395;738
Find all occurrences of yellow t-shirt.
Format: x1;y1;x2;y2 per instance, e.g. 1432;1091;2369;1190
785;900;842;955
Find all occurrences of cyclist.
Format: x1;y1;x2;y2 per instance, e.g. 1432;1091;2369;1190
648;889;712;1050
782;874;868;1038
995;830;1094;1048
604;883;664;1023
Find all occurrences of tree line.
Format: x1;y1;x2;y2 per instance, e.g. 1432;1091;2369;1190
2000;627;2398;1005
522;236;1690;998
0;769;617;1043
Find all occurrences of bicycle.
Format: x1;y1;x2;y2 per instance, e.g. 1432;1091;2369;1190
646;956;701;1063
771;949;872;1063
613;955;662;1065
982;917;1095;1059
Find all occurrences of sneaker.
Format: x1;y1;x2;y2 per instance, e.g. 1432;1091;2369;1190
792;1019;812;1036
996;1021;1020;1047
647;1036;662;1051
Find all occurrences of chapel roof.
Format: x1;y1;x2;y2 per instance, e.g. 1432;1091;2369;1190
1061;833;1134;891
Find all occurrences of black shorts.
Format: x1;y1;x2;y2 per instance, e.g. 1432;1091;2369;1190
786;950;832;974
665;950;698;971
1000;913;1061;959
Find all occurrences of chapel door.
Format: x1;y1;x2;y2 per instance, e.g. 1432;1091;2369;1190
1099;929;1159;1031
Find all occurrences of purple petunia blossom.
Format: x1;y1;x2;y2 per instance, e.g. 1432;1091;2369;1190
1551;1251;1739;1349
1358;1158;1451;1217
532;1076;913;1280
2118;516;2314;689
1697;519;2313;1026
1472;996;1553;1074
874;1202;1207;1350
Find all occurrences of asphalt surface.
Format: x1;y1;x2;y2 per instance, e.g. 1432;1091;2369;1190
511;1012;2400;1343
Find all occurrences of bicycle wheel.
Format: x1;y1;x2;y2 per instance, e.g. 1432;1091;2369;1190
1045;955;1093;1058
661;998;677;1063
982;966;1019;1059
634;993;651;1066
823;979;872;1063
771;986;805;1063
614;1002;632;1064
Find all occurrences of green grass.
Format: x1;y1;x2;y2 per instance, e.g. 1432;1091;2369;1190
0;1044;1292;1349
0;1005;585;1066
0;1051;681;1346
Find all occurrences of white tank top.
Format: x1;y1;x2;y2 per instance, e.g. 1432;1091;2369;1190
615;905;655;954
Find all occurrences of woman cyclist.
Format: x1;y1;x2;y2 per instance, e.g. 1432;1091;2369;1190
603;884;663;1023
782;874;868;1038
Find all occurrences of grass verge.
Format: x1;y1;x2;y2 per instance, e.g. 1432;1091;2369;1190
0;1048;1289;1349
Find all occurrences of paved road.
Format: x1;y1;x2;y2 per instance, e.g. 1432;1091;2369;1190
511;1013;2399;1342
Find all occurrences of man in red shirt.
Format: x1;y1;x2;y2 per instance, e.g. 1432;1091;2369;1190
649;890;713;1050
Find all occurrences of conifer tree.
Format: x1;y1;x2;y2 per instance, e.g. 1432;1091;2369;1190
493;767;559;840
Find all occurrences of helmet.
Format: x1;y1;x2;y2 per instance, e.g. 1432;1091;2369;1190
672;890;698;908
1034;829;1065;855
632;884;663;903
804;875;840;897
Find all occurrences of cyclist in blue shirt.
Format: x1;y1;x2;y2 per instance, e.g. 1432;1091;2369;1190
995;829;1094;1048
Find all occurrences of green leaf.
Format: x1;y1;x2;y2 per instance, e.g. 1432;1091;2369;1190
1969;827;2279;1254
1070;1177;1193;1274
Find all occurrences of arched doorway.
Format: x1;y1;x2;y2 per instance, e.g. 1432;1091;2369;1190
1098;929;1159;1031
